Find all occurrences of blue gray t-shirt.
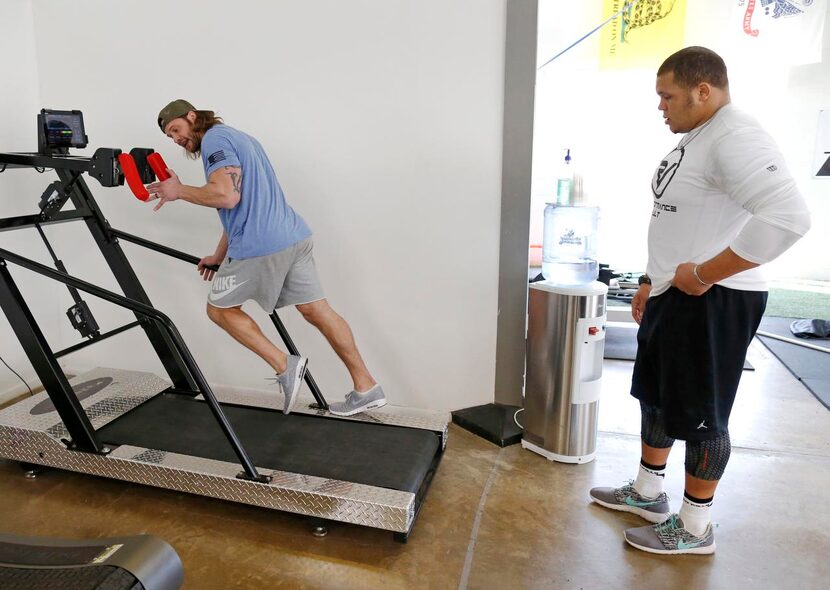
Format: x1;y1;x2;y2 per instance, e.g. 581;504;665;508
200;124;311;260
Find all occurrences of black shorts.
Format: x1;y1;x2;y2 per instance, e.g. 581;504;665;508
630;285;767;441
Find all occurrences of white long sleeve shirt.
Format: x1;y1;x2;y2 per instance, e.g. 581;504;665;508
647;104;811;297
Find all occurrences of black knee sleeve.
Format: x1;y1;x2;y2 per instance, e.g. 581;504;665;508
685;432;731;480
640;402;675;449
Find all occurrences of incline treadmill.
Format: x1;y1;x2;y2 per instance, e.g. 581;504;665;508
0;109;447;542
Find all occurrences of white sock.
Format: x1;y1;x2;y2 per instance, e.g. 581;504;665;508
633;461;666;499
679;494;713;537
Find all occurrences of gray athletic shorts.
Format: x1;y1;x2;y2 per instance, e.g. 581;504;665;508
206;237;325;311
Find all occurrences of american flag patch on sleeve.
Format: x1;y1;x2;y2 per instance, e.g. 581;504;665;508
208;150;226;166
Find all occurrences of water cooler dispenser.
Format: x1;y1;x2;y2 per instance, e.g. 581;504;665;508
521;280;607;463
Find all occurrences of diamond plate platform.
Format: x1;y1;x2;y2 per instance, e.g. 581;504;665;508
0;368;447;536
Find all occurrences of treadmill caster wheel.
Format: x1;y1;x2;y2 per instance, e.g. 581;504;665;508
20;462;42;479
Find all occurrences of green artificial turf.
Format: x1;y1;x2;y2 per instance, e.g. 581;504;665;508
765;288;830;319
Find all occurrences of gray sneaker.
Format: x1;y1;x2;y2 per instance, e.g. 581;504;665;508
328;385;387;416
624;514;716;555
276;355;308;415
589;480;670;523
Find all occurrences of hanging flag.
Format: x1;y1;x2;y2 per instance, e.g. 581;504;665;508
730;0;827;65
599;0;688;70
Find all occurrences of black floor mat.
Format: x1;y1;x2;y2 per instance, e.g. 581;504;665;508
603;324;753;370
757;316;830;410
97;394;440;493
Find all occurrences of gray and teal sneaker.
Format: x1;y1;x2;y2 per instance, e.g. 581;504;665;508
589;480;670;523
328;385;387;417
276;355;308;415
624;514;716;555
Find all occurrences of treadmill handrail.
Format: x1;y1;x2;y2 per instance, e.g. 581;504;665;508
0;152;93;173
110;228;218;271
0;210;92;234
0;246;264;481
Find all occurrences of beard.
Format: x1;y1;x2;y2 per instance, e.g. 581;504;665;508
184;133;203;159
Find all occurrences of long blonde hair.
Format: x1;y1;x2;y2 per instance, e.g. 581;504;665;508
188;110;224;158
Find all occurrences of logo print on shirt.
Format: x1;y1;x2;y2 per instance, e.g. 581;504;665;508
209;275;248;301
652;146;684;199
207;150;226;167
696;420;708;430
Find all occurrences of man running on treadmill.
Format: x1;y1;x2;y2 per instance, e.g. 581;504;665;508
146;99;386;417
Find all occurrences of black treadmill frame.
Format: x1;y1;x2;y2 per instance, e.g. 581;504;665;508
0;148;331;479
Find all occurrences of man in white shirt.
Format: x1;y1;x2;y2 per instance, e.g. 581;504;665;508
589;46;811;555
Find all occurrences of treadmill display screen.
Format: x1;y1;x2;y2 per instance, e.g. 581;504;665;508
42;110;87;149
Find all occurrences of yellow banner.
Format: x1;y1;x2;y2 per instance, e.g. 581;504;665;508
599;0;687;70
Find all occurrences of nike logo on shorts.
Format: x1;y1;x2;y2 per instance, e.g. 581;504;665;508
209;279;249;301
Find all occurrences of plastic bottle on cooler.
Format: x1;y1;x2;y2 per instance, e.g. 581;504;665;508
541;201;599;286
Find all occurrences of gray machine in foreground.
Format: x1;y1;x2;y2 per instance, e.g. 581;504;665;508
522;281;607;463
0;532;183;589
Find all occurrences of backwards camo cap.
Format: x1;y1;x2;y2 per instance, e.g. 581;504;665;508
157;99;196;132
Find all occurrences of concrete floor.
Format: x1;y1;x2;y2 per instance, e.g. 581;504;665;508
1;339;828;589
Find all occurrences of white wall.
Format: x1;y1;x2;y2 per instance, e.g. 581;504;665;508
532;1;830;281
0;0;60;403
22;0;506;411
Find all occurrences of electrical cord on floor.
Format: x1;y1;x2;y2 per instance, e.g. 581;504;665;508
0;354;34;397
514;407;524;430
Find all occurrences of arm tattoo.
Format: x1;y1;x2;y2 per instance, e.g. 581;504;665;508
226;168;242;195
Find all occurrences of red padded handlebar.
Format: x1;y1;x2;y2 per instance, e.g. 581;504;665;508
147;152;170;181
117;153;150;201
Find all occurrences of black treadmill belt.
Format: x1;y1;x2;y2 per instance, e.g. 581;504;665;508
96;394;439;493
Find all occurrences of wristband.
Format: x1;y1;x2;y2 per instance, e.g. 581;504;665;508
693;264;711;286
